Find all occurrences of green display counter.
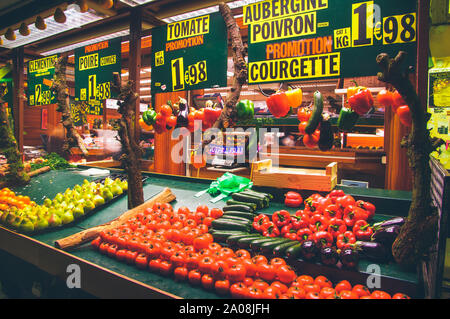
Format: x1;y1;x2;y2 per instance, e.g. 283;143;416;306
0;167;420;299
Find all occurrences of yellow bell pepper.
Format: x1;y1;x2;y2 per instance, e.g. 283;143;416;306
285;88;303;108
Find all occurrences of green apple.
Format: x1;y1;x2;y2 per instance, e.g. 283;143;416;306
93;194;105;207
61;211;74;225
18;219;34;233
72;205;85;219
47;213;62;227
43;198;52;207
102;188;114;202
110;184;123;196
34;218;49;231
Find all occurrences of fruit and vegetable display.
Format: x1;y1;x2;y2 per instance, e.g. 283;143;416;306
210;188;402;270
0;176;128;234
91;201;410;299
27;153;74;171
266;88;302;119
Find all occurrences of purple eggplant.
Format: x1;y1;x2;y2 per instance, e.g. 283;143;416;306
339;248;359;269
372;217;405;231
352;241;389;262
300;240;318;261
371;225;401;246
320;247;339;266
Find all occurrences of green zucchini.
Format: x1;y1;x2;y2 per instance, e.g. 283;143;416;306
272;241;300;257
222;211;256;220
231;193;267;209
236;236;266;249
223;205;255;214
305;91;324;135
225;200;257;210
209;230;248;242
259;238;292;254
218;215;251;223
226;233;261;247
241;189;274;200
285;243;303;259
211;219;252;232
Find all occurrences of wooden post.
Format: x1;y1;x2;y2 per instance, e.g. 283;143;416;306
416;0;430;110
129;7;142;144
12;46;24;153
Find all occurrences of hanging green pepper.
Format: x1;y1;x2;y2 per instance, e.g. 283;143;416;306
142;109;157;126
337;106;359;132
236;100;255;121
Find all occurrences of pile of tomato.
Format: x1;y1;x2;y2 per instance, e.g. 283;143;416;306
0;187;32;211
253;190;376;249
91;201;409;299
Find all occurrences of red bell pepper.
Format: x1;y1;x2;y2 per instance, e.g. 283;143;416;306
204;106;222;124
355;200;376;220
291;213;310;230
313;231;334;248
309;213;329;232
327;218;347;239
281;225;298;240
336;231;357;249
352;220;373;241
266;91;291;118
343;205;368;227
253;214;270;233
272;210;291;228
262;221;280;238
284;191;303;208
323;204;343;220
297;228;313;242
348;88;374;115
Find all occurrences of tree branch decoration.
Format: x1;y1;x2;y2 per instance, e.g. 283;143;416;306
376;51;445;266
0;83;29;185
200;2;248;150
111;72;144;209
51;56;89;158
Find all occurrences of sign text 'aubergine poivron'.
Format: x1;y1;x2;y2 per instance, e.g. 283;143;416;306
75;38;121;115
27;54;58;106
245;0;417;84
151;12;228;95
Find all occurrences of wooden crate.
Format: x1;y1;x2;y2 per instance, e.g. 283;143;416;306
251;159;338;192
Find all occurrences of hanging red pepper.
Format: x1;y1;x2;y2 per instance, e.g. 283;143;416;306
271;210;292;228
352;220;374;241
284;191;303;208
348;87;374;115
336;231;357;249
266;91;291;118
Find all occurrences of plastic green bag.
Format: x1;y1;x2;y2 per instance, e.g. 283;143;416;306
195;172;253;202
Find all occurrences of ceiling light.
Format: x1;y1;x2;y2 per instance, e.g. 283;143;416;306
118;0;157;6
1;5;104;49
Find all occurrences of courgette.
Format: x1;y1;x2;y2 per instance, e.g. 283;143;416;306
209;230;248;242
226;233;261;247
225;200;257;210
231;193;267;209
305;91;324;135
218;215;251;223
222;211;256;220
223;205;255;214
272;241;300;257
285;243;303;259
211;219;252;232
241;189;274;200
259;238;292;254
236;236;266;249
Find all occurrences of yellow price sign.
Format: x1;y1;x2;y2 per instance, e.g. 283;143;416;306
351;1;374;47
96;82;111;100
383;13;416;45
171;57;185;91
184;61;207;86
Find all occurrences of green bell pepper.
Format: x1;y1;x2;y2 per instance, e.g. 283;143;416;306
337;106;359;132
143;109;157;126
236;100;255;121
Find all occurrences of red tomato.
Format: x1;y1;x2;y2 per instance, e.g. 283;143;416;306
305;291;321;299
230;282;249;299
201;274;215;290
288;286;306;299
392;293;411;299
340;290;359;299
297;107;312;122
226;263;247;283
188;269;202;286
294;275;315;287
160;104;172;117
257;263;277;282
215;279;230;296
135;253;148;269
263;286;281;299
319;287;336;299
335;280;352;294
270;281;288;294
174;266;189;281
371;290;392;299
298;121;308;134
148;258;162;272
193;233;214;251
196;205;209;215
252;279;270;291
352;284;371;298
303;133;319;148
235;249;251;260
209;208;223;219
276;265;297;284
314;275;333;289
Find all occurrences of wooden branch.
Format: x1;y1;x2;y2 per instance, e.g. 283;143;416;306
376;52;444;266
111;72;144;209
200;2;247;150
51;56;89;158
54;188;176;250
